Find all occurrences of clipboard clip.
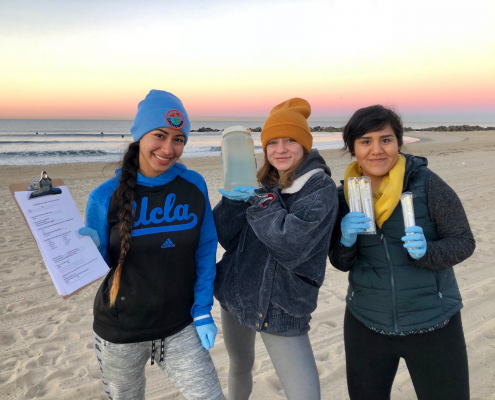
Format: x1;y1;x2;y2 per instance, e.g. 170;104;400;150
29;171;62;199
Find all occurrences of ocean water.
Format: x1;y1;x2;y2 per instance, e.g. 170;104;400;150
0;119;342;165
0;119;490;166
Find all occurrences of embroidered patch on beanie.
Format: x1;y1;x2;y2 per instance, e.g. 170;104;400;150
166;110;185;130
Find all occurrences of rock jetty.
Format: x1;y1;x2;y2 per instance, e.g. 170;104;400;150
192;127;221;132
404;125;495;132
190;125;494;133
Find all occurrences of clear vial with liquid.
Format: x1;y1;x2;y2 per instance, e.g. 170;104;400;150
221;126;258;191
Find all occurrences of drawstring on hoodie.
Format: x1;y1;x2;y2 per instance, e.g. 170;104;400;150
260;193;276;208
150;339;165;365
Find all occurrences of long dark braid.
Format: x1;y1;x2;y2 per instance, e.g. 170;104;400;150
109;141;140;306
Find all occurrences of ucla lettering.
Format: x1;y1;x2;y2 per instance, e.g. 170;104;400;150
131;194;198;237
133;194;197;228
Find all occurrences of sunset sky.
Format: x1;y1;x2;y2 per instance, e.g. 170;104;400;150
1;0;494;121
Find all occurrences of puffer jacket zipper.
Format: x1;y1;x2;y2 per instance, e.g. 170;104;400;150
382;234;399;333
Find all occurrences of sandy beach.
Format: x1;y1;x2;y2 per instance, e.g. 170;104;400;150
1;130;494;400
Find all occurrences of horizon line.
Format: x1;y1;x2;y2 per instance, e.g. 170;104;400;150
2;116;495;123
0;116;346;121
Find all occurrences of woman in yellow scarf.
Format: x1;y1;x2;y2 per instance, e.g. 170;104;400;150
329;105;475;400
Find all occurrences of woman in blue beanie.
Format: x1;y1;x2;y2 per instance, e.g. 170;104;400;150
79;90;225;400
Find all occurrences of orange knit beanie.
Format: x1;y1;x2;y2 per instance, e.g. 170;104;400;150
261;98;313;152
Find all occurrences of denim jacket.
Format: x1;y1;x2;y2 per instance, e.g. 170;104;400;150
213;150;338;335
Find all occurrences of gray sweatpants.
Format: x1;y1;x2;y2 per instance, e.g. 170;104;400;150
94;324;225;400
221;308;320;400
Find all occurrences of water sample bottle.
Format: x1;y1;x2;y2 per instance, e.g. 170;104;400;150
400;192;417;248
400;192;416;229
358;177;376;234
347;176;376;235
348;177;362;213
221;126;258;191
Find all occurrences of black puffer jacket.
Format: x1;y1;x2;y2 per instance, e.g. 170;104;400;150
329;154;476;333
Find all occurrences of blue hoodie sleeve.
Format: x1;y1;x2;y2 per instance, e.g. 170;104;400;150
182;171;218;326
84;177;119;265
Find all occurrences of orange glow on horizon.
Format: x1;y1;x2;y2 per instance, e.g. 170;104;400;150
1;39;494;120
1;1;494;120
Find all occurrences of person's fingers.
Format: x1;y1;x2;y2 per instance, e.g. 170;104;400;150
347;219;370;226
408;248;425;254
346;212;366;218
79;227;92;235
79;227;100;247
218;190;245;200
207;332;215;349
404;226;423;234
346;223;370;230
200;333;210;350
403;241;425;249
232;186;256;193
401;233;425;242
408;249;426;258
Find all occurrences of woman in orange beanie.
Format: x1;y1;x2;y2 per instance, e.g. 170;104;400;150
213;98;339;399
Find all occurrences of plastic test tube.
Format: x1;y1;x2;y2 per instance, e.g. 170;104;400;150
358;177;376;234
400;192;416;229
400;192;417;248
347;178;362;213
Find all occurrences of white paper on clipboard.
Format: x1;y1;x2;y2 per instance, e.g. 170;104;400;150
13;186;109;297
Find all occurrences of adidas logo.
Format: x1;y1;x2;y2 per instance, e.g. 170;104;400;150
161;239;175;249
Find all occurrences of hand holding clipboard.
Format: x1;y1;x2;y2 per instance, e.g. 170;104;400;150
9;171;109;299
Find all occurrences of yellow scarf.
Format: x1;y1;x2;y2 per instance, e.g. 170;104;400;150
343;154;406;228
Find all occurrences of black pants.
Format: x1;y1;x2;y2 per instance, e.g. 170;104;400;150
344;308;469;400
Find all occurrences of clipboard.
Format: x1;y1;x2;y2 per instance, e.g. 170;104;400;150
9;178;107;299
9;179;65;243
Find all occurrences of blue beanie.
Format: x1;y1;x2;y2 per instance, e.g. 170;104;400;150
130;90;191;143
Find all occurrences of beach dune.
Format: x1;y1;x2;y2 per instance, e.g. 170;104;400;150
1;130;494;399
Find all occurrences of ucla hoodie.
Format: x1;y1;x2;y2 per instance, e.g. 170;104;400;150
85;163;217;343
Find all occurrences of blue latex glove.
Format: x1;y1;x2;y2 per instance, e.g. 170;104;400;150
402;226;427;259
195;322;218;350
340;212;370;247
78;227;101;248
218;186;257;202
